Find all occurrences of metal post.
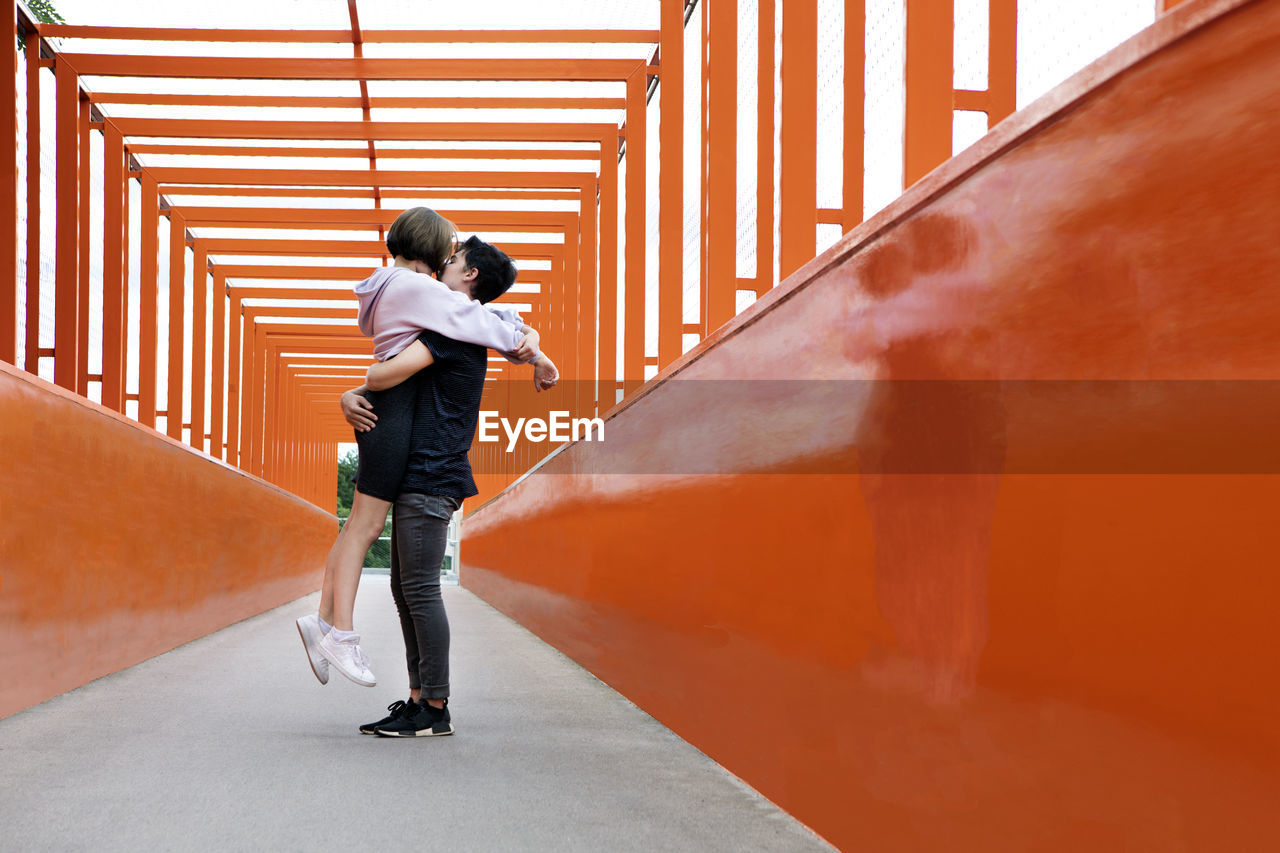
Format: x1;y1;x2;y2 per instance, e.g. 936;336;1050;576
597;136;618;406
904;0;954;186
54;60;80;391
578;178;599;412
211;269;227;460
844;1;866;231
987;0;1017;128
226;290;243;466
166;210;186;440
191;242;207;452
1;6;18;363
138;171;159;426
756;0;776;291
76;94;90;393
102;124;126;411
779;0;817;278
623;65;647;395
658;0;684;368
23;38;40;373
705;0;737;331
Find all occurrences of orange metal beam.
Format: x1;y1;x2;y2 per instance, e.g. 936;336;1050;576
705;0;737;332
197;236;378;257
597;136;619;402
191;242;208;453
40;26;659;44
102;124;126;411
904;0;954;185
657;0;683;369
226;286;243;466
144;167;593;189
756;0;776;291
166;210;186;440
131;143;602;160
201;238;565;260
952;89;989;112
22;40;40;373
243;306;358;322
177;206;574;228
121;160;131;402
698;0;709;332
245;325;375;471
59;54;646;82
76;96;91;392
280;356;380;366
0;8;17;363
622;67;646;394
137;172;159;427
257;337;372;355
95;93;624;110
576;179;599;412
227;288;355;303
988;0;1018;128
111;117;618;143
844;1;866;232
210;270;227;459
53;61;80;392
223;265;376;281
779;0;817;279
160;187;584;201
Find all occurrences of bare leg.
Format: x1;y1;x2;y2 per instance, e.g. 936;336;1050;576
318;489;392;631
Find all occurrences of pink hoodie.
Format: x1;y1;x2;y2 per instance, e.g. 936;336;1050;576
355;266;525;362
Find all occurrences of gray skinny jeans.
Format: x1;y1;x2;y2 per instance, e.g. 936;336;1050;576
389;492;461;698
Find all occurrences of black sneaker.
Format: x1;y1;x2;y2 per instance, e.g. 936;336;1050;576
359;699;418;735
375;699;453;737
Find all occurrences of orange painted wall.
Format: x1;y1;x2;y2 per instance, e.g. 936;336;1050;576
0;362;334;720
462;1;1280;849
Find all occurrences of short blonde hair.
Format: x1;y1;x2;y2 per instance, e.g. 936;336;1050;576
385;207;456;275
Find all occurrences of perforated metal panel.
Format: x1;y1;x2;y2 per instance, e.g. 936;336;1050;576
815;0;845;256
864;0;906;221
1018;0;1154;109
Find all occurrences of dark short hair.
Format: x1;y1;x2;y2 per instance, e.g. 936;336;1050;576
459;235;518;304
385;207;455;275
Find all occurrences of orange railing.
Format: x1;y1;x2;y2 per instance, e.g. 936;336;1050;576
462;1;1280;848
1;360;334;720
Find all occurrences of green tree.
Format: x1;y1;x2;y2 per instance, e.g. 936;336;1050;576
336;449;358;517
335;449;392;569
20;1;64;52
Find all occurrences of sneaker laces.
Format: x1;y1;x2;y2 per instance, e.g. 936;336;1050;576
353;644;372;671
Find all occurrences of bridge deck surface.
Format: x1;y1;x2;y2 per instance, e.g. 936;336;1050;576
0;578;830;851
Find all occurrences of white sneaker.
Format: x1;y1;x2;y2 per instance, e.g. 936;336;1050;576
318;631;377;687
295;614;330;685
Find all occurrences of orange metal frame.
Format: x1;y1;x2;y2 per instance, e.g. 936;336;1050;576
11;3;1268;849
1;1;1014;508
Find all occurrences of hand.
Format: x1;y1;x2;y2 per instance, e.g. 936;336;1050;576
341;389;377;432
533;355;559;393
511;328;541;363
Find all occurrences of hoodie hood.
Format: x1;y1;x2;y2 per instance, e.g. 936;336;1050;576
355;266;401;337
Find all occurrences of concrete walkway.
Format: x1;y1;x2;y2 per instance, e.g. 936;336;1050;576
0;578;832;852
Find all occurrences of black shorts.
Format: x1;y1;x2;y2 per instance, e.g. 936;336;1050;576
354;380;416;502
